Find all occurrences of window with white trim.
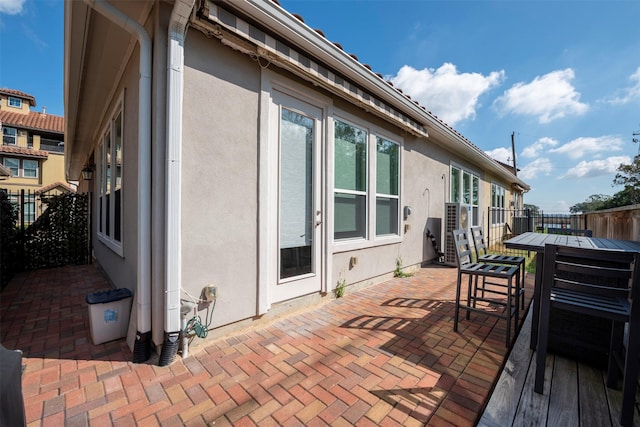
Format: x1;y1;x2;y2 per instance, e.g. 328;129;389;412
7;193;36;223
2;157;38;178
8;97;22;108
376;137;399;236
97;102;123;252
24;195;35;223
2;127;17;145
334;118;401;242
491;183;506;225
23;159;38;178
450;165;479;226
334;120;367;239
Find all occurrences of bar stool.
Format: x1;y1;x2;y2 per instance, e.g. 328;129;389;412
452;229;520;346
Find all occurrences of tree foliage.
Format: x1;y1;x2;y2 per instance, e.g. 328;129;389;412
612;154;640;204
570;194;612;213
1;190;19;289
571;154;640;212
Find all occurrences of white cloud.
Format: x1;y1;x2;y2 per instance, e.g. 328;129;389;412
549;135;623;160
521;137;559;158
485;147;512;164
493;69;588;123
389;63;505;126
0;0;25;14
606;67;640;105
562;156;630;179
519;158;553;180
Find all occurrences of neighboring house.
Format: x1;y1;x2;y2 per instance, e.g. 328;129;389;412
0;88;69;223
64;0;530;362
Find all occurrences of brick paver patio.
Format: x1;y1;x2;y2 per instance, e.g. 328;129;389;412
1;263;533;426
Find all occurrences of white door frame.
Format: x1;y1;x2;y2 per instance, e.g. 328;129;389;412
258;74;330;312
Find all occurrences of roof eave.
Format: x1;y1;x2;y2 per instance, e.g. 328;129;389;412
64;0;89;181
236;0;428;121
233;0;530;190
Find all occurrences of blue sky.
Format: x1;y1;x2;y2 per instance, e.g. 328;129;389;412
2;0;639;212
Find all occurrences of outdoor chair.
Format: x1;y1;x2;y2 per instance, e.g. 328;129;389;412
451;229;521;346
470;225;526;309
0;345;26;427
534;244;640;427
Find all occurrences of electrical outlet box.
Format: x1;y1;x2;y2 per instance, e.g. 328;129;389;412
204;284;217;302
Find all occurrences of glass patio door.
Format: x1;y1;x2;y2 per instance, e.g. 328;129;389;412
271;92;323;301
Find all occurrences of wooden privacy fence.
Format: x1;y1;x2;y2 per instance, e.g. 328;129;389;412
483;205;640;244
580;204;640;241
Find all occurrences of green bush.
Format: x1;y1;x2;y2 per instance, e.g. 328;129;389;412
0;190;19;289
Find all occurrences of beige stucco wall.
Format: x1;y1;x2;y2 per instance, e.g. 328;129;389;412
0;96;30;114
181;31;262;327
178;26;522;333
40;152;66;185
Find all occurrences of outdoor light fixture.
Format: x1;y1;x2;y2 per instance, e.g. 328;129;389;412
81;164;95;181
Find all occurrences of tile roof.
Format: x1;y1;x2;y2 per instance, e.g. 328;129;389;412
0;109;64;134
36;181;76;194
0;88;36;106
0;145;49;159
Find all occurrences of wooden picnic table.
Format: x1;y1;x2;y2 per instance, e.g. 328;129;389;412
504;232;640;350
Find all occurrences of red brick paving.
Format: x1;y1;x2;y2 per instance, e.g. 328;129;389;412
1;263;533;426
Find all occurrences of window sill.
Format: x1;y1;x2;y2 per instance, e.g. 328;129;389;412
97;234;124;257
333;234;402;253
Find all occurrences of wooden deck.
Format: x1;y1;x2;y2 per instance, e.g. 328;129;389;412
479;308;640;427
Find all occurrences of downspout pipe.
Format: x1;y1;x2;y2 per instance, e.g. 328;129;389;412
159;0;195;366
81;0;153;363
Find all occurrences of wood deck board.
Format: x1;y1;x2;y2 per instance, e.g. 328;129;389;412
547;356;579;426
480;309;640;427
477;313;533;427
579;364;613;426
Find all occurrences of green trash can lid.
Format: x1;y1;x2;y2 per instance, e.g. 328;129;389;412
86;288;132;304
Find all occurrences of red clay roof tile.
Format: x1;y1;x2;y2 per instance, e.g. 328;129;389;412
0;110;64;134
0;88;36;107
36;181;76;194
0;145;49;159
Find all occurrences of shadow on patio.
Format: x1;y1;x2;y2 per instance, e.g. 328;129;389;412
1;263;533;425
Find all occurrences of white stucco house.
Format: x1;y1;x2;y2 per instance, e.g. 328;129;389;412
64;0;530;364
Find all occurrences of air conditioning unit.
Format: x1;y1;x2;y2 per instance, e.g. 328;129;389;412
444;202;472;266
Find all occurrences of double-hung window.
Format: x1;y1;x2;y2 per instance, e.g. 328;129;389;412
23;160;38;178
450;166;479;226
491;183;506;225
2;127;17;145
24;194;36;223
334;120;367;240
2;157;38;178
97;103;123;253
334;118;401;243
376;137;399;236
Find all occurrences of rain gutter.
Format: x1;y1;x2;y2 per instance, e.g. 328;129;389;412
80;0;153;362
